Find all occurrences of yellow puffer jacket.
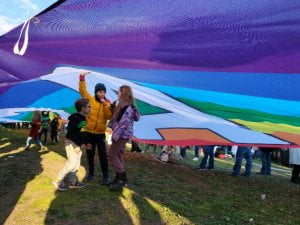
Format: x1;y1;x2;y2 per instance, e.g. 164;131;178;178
79;80;112;134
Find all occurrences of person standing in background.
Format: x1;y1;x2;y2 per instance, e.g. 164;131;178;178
39;111;50;145
232;146;252;176
289;148;300;184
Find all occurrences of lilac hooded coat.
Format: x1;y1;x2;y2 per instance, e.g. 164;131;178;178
109;105;140;142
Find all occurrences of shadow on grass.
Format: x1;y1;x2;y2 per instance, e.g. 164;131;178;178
0;132;49;224
1;129;300;225
43;140;300;225
43;150;300;225
44;146;166;225
44;185;166;225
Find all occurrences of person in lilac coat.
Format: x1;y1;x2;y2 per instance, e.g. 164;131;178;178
108;85;140;191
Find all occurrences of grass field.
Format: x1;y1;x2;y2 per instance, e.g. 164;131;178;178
0;128;299;225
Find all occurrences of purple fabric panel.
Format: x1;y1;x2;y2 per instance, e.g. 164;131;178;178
0;0;299;83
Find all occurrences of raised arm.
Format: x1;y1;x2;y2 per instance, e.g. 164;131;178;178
79;72;92;100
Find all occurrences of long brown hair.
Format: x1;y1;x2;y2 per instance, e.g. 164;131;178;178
32;110;41;121
113;85;135;120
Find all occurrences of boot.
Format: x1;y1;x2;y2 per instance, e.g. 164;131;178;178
120;171;127;187
109;172;120;185
109;172;126;191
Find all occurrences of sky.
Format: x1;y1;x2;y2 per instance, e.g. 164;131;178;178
0;0;57;35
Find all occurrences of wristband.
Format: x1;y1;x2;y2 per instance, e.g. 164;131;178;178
79;74;85;81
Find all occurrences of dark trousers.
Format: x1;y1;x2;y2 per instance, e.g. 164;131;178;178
199;146;214;169
51;129;58;143
131;141;141;153
291;165;300;182
108;138;128;173
194;146;199;158
39;128;48;144
180;147;187;158
86;133;108;178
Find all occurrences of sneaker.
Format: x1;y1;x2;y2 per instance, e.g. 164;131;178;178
53;181;68;191
192;157;199;161
197;168;206;171
69;182;85;189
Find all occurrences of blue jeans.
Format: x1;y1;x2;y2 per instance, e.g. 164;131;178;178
261;151;271;175
194;146;199;158
232;147;252;176
26;136;42;149
199;146;214;169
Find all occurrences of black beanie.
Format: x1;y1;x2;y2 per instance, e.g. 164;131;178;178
95;83;106;93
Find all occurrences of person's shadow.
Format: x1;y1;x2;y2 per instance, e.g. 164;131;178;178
44;151;165;225
0;134;49;224
44;150;199;225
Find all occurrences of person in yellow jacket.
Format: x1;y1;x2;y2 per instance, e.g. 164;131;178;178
79;71;112;185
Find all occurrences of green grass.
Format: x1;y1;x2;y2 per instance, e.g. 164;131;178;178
0;128;299;225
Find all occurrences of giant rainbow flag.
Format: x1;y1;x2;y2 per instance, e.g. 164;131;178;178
1;0;300;146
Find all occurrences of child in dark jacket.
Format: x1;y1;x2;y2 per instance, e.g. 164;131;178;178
25;110;43;150
53;99;91;191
